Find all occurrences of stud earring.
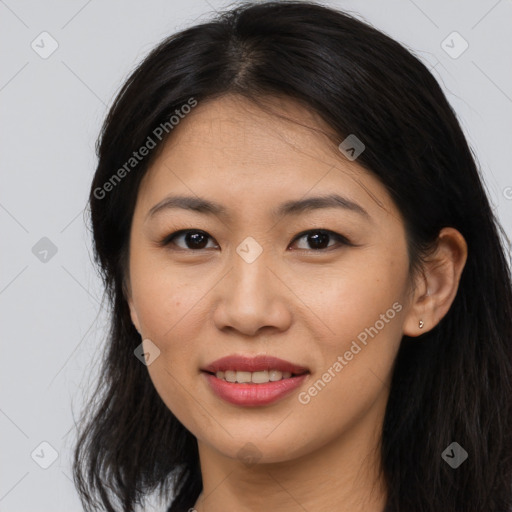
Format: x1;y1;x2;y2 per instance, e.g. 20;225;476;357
418;320;424;329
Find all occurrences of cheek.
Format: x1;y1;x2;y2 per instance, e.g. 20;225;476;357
132;273;209;426
297;255;408;353
294;274;405;439
306;255;406;396
130;251;206;340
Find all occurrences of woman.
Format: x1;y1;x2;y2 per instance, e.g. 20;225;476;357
73;2;512;511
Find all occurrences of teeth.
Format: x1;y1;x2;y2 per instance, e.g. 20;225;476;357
224;370;236;382
252;370;269;383
236;371;252;383
215;369;295;383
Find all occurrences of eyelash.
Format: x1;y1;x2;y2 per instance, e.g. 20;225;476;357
158;228;353;253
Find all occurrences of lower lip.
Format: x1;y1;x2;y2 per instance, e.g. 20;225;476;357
202;372;309;406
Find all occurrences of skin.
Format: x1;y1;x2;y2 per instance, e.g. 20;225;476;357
126;94;467;512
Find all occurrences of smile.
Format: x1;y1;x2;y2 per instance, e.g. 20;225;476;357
201;354;310;406
213;369;297;383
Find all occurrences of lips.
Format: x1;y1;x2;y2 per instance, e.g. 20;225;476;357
201;354;309;375
201;354;310;406
203;372;309;406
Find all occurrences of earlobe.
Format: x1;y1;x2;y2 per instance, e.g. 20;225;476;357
403;227;467;337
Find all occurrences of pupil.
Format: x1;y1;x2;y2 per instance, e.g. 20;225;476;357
187;232;208;249
309;232;329;249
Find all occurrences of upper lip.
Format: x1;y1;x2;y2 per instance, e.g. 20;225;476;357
202;355;309;375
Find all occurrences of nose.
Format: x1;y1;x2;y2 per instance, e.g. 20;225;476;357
212;246;292;337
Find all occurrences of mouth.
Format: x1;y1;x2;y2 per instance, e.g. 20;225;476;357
202;368;309;384
201;355;310;405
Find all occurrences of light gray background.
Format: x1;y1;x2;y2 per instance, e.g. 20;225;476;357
1;1;511;511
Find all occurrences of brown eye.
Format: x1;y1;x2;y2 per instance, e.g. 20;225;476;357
290;229;351;251
161;230;217;250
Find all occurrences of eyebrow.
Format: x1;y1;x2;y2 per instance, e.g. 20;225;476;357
146;193;370;221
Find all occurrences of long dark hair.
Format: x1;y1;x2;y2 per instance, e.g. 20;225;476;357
73;2;512;511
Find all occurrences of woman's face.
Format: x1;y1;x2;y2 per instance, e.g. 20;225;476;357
127;94;416;465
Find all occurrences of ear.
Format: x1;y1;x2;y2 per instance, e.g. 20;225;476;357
403;227;467;337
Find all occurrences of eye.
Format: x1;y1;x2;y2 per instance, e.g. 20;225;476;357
159;229;218;250
289;229;352;251
159;228;351;252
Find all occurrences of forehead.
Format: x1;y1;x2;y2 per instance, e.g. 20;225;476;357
135;94;396;222
159;94;341;168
